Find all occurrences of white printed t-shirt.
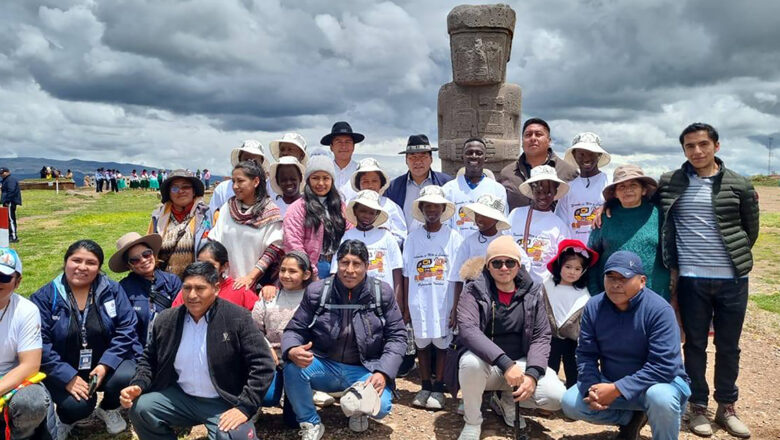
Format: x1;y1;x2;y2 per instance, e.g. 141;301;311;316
331;227;403;289
442;175;508;240
448;230;532;282
508;206;570;283
0;294;43;376
554;172;608;244
402;225;463;339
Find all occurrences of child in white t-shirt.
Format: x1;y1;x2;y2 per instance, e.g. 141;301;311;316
554;132;611;244
402;186;462;411
508;165;572;282
330;190;403;298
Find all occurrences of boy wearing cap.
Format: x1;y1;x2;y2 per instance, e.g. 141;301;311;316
402;186;463;410
562;251;690;440
554;132;611;244
0;248;55;438
350;158;407;246
442;138;508;240
330;190;403;301
508;165;572;282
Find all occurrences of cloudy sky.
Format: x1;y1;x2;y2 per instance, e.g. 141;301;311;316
1;0;779;177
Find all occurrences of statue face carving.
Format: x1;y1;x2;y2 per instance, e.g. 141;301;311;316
451;32;510;85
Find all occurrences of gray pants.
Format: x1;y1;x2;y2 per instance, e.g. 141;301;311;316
129;385;252;440
459;351;566;425
4;383;55;440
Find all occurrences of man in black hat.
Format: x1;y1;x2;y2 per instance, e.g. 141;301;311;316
0;167;21;243
321;121;365;200
385;135;453;229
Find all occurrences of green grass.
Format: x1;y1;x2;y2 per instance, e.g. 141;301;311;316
753;293;780;314
750;174;780;186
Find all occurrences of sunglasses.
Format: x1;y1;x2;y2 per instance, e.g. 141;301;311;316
170;185;193;193
0;272;15;284
128;249;154;265
490;259;518;269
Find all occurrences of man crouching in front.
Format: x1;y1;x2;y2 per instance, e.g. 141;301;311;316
119;261;275;439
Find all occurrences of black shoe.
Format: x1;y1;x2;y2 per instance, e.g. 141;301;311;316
9;237;18;243
616;411;648;440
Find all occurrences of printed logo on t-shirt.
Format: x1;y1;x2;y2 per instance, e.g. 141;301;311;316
571;206;597;230
455;206;473;226
517;237;550;262
415;257;447;281
368;250;385;273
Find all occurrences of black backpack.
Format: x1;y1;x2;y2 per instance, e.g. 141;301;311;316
307;276;386;328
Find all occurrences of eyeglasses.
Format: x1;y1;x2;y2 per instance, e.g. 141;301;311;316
128;249;154;265
170;185;193;193
490;259;518;269
0;273;15;284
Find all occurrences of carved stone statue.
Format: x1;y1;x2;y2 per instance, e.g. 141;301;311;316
438;4;522;175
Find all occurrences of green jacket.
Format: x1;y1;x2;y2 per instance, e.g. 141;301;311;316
656;158;759;277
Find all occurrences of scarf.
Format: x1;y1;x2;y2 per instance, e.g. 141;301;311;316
227;196;281;229
171;201;194;223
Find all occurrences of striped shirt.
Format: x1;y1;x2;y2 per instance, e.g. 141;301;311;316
672;172;736;278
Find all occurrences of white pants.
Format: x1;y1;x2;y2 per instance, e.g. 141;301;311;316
458;351;566;425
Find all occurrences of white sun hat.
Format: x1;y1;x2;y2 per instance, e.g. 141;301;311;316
269;132;308;166
346;190;389;227
564;132;611;168
412;185;456;223
461;194;511;231
351;158;390;194
518;165;570;200
231;139;269;171
269;156;305;196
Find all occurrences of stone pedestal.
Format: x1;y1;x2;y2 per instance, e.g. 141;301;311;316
438;4;521;176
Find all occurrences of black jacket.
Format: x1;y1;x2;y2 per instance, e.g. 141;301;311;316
129;298;276;417
1;174;21;205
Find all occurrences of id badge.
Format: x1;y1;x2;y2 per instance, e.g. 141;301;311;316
78;349;93;370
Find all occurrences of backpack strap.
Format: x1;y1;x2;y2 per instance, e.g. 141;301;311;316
372;277;385;326
307;276;334;328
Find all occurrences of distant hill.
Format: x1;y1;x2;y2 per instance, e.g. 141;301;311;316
0;157;216;187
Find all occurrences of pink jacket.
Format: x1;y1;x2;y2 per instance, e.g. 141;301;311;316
282;198;352;277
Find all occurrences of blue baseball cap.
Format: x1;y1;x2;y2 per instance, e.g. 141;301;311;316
603;251;644;278
0;248;22;276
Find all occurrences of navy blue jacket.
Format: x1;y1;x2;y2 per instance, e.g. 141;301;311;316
1;174;21;205
119;269;182;346
31;273;143;388
385;170;452;210
577;287;688;402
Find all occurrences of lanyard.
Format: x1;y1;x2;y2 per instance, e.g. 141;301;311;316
67;288;93;349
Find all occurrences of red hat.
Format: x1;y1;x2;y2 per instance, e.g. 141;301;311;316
546;239;599;273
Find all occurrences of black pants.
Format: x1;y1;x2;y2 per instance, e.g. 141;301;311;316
96;179;103;192
110;178;118;192
6;203;17;240
548;337;578;388
678;276;748;406
49;359;136;424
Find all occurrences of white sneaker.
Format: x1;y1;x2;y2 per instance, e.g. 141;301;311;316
426;391;446;410
348;414;369;432
457;422;481;440
489;392;525;429
312;390;335;407
412;389;431;408
298;422;325;440
56;417;72;440
94;407;127;434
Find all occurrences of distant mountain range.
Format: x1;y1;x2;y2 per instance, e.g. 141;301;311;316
0;157;213;186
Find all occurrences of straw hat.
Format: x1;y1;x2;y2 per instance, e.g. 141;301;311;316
269;133;308;166
412;185;456;223
461;194;510;231
269;156;305;196
109;232;162;273
351;158;390;194
518;165;570;200
602;164;658;201
230;139;269;171
346;190;389;227
564;132;611;168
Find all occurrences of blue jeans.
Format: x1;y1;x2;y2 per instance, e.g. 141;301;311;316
262;369;283;407
561;376;690;440
283;357;393;425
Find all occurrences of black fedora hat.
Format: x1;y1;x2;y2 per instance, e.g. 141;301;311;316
399;134;438;154
320;121;365;145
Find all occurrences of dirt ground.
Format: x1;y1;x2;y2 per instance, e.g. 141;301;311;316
70;187;780;439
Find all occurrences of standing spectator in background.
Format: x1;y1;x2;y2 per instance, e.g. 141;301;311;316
65;169;73;179
110;169;119;193
158;170;166;186
0;167;22;243
95;168;104;193
196;169;202;181
149;171;160;192
40;166;48;179
203;169;211;189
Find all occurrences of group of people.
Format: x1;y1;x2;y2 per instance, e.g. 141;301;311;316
0;119;759;440
92;169;166;193
38;167;71;180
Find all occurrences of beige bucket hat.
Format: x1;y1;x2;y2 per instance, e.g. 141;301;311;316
346;190;389;227
412;185;456;223
109;232;162;273
269;132;308;166
269;156;305;196
351;158;390;194
518;165;570;201
231;139;269;171
602;164;658;201
461;194;511;231
564;132;612;168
